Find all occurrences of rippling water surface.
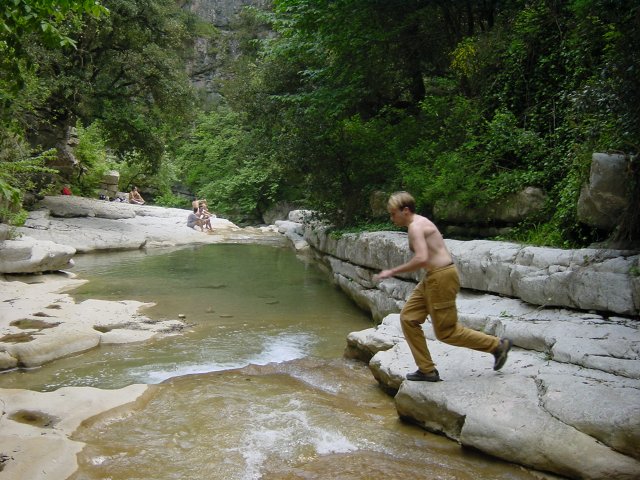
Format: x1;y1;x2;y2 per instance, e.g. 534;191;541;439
1;244;540;479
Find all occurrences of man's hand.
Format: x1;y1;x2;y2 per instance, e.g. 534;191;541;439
373;269;394;282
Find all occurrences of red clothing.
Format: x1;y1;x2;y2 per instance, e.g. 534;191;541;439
61;187;72;195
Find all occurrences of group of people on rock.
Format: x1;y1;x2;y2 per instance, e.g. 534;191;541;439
188;199;215;232
61;184;219;234
93;186;143;204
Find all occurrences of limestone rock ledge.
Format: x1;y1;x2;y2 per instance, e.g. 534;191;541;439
0;273;185;370
0;236;75;274
349;314;640;480
15;195;286;255
299;225;640;478
0;384;149;480
304;227;639;317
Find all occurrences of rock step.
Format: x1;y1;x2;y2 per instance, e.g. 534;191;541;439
347;312;640;480
456;290;640;379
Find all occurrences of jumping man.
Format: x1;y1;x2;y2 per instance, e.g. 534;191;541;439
373;191;512;381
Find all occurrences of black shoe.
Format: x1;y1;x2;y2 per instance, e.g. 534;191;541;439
406;368;441;382
493;338;512;371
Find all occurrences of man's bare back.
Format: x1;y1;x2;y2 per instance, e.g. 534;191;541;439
409;214;453;271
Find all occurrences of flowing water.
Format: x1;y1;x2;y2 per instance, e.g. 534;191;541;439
0;244;540;479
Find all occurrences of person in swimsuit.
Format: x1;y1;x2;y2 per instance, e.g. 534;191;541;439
187;207;204;231
129;186;145;205
197;201;214;231
373;191;512;381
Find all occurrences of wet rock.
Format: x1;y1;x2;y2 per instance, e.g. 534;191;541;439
354;314;640;480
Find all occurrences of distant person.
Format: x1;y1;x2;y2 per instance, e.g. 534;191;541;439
61;185;72;195
129;186;145;205
192;198;203;209
197;201;214;231
187;207;204;231
372;191;512;382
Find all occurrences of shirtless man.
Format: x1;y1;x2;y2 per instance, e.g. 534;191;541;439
373;191;512;381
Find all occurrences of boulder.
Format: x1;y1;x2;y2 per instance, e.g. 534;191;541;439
578;153;631;229
40;195;136;219
369;190;389;218
6;325;100;367
0;236;75;273
262;201;301;225
288;209;314;223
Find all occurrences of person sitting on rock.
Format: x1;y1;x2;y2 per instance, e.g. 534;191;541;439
187;207;205;231
192;197;205;209
61;185;72;195
197;201;214;231
129;186;145;205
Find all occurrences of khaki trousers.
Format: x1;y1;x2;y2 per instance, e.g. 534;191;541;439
400;263;499;373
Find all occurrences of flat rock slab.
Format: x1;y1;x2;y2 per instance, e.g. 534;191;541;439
0;236;75;273
0;272;185;369
0;384;148;480
351;314;640;480
15;195;286;255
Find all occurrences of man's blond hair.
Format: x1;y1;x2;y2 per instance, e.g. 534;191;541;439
388;191;416;213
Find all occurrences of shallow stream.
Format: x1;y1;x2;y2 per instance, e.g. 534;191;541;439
1;244;539;479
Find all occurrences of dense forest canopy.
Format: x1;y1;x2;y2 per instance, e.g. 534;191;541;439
1;0;638;247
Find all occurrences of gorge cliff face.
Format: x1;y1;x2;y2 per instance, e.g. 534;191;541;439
182;0;271;96
184;0;270;28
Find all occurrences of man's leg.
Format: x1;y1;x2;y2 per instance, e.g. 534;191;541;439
400;279;437;374
427;265;499;353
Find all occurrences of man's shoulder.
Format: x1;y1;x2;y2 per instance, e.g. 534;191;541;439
411;215;440;236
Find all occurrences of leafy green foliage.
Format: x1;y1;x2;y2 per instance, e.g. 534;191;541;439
20;0;200;169
0;131;58;224
174;106;286;223
71;121;111;196
3;0;637;248
219;0;638;244
0;0;108;93
1;0;204;213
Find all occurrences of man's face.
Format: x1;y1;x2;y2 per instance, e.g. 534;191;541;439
388;207;409;227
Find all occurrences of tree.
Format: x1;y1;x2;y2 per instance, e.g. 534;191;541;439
14;0;200;172
0;0;108;93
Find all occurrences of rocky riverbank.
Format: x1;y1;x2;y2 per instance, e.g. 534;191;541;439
1;195;639;479
291;224;639;480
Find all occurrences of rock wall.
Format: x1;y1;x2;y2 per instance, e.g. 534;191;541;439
303;226;640;319
299;220;640;479
578;152;634;230
183;0;270;96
